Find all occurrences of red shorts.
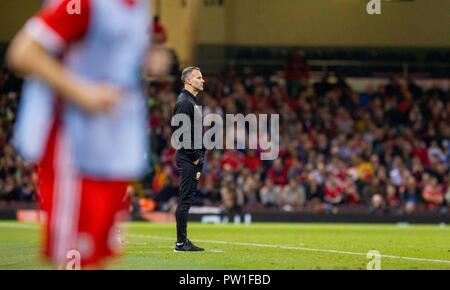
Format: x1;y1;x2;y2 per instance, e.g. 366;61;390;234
38;121;130;267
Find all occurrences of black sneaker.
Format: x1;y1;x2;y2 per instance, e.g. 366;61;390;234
174;239;204;252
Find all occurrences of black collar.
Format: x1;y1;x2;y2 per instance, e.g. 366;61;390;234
182;89;197;99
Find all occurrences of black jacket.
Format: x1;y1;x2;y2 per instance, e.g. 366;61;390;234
171;89;206;162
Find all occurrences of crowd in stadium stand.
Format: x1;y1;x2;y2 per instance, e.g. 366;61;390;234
1;55;450;215
0;69;36;204
146;60;450;216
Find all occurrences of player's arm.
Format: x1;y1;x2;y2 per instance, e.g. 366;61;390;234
6;0;121;113
7;31;121;113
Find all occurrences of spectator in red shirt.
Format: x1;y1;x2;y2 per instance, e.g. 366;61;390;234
284;49;309;81
386;183;401;208
345;178;360;206
244;150;262;171
412;140;429;167
422;176;445;209
266;159;288;186
152;15;167;45
221;150;244;171
323;174;345;205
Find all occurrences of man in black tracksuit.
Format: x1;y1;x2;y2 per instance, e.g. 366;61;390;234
171;66;206;252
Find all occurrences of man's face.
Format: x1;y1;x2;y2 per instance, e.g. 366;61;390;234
188;70;205;92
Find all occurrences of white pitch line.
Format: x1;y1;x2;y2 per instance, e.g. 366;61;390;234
2;224;449;265
127;240;225;253
128;233;450;265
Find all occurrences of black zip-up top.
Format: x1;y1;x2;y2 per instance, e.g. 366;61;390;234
172;89;206;162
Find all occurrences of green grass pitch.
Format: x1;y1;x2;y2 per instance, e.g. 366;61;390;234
0;221;449;270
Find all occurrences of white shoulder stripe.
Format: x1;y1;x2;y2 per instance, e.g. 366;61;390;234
24;17;66;53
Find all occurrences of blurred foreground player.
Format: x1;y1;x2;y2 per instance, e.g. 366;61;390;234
7;0;151;269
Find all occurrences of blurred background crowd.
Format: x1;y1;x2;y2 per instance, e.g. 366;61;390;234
1;49;450;217
1;23;450;217
145;54;450;217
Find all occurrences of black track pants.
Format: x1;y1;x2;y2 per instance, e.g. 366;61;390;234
175;153;203;243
